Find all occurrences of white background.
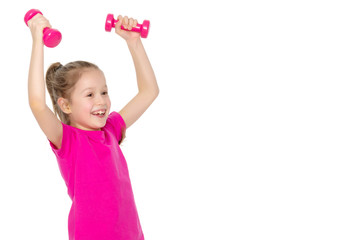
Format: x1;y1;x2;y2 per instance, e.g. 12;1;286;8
0;0;359;239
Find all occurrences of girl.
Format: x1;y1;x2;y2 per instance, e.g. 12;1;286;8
27;13;159;240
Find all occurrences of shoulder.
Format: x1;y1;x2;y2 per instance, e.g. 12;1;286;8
48;122;78;157
103;111;126;141
106;112;126;129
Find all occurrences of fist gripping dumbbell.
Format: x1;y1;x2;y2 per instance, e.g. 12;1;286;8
24;9;62;48
105;14;150;38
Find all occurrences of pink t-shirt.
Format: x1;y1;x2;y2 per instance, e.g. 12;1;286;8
48;112;144;240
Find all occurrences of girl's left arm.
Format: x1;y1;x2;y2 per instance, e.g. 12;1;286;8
119;38;159;129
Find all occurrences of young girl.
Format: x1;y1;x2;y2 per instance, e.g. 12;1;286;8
27;13;159;240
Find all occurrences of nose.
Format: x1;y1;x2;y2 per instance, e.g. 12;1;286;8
95;93;106;105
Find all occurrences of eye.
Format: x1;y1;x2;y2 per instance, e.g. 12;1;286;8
102;91;108;95
87;93;93;97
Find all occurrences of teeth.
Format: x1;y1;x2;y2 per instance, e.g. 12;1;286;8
93;110;105;115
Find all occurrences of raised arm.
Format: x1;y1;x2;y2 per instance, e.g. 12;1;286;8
27;14;63;149
115;16;159;129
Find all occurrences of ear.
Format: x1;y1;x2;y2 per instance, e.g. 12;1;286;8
57;97;72;114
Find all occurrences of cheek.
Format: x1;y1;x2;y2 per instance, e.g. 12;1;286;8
84;101;94;111
73;98;92;112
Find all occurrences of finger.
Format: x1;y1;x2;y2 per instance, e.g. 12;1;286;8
38;19;51;29
117;15;123;25
123;16;129;29
28;17;52;31
27;14;42;27
128;18;134;30
115;15;123;31
45;19;52;29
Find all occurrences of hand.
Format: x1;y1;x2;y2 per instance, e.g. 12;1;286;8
115;15;141;42
27;14;52;45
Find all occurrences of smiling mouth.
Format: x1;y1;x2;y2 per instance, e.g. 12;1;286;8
91;109;106;116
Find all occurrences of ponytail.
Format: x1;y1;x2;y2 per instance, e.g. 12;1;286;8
46;62;71;125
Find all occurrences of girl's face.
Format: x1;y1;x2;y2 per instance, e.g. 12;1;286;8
68;68;111;131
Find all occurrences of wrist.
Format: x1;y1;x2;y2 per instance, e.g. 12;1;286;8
126;38;142;49
32;36;44;48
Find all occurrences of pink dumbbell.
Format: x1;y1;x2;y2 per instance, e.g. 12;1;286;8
105;14;150;38
24;9;62;48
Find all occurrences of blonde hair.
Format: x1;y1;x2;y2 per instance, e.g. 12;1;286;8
45;61;126;144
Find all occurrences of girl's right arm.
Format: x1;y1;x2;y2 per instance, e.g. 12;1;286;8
28;14;63;149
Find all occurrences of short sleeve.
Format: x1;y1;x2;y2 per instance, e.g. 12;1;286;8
48;122;74;159
104;111;127;142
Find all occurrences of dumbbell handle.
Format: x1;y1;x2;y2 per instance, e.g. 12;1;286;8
105;14;150;38
24;9;62;48
114;21;143;34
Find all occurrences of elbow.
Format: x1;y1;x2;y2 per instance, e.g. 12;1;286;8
154;83;160;96
148;89;159;102
152;88;159;101
154;87;160;98
142;86;159;99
